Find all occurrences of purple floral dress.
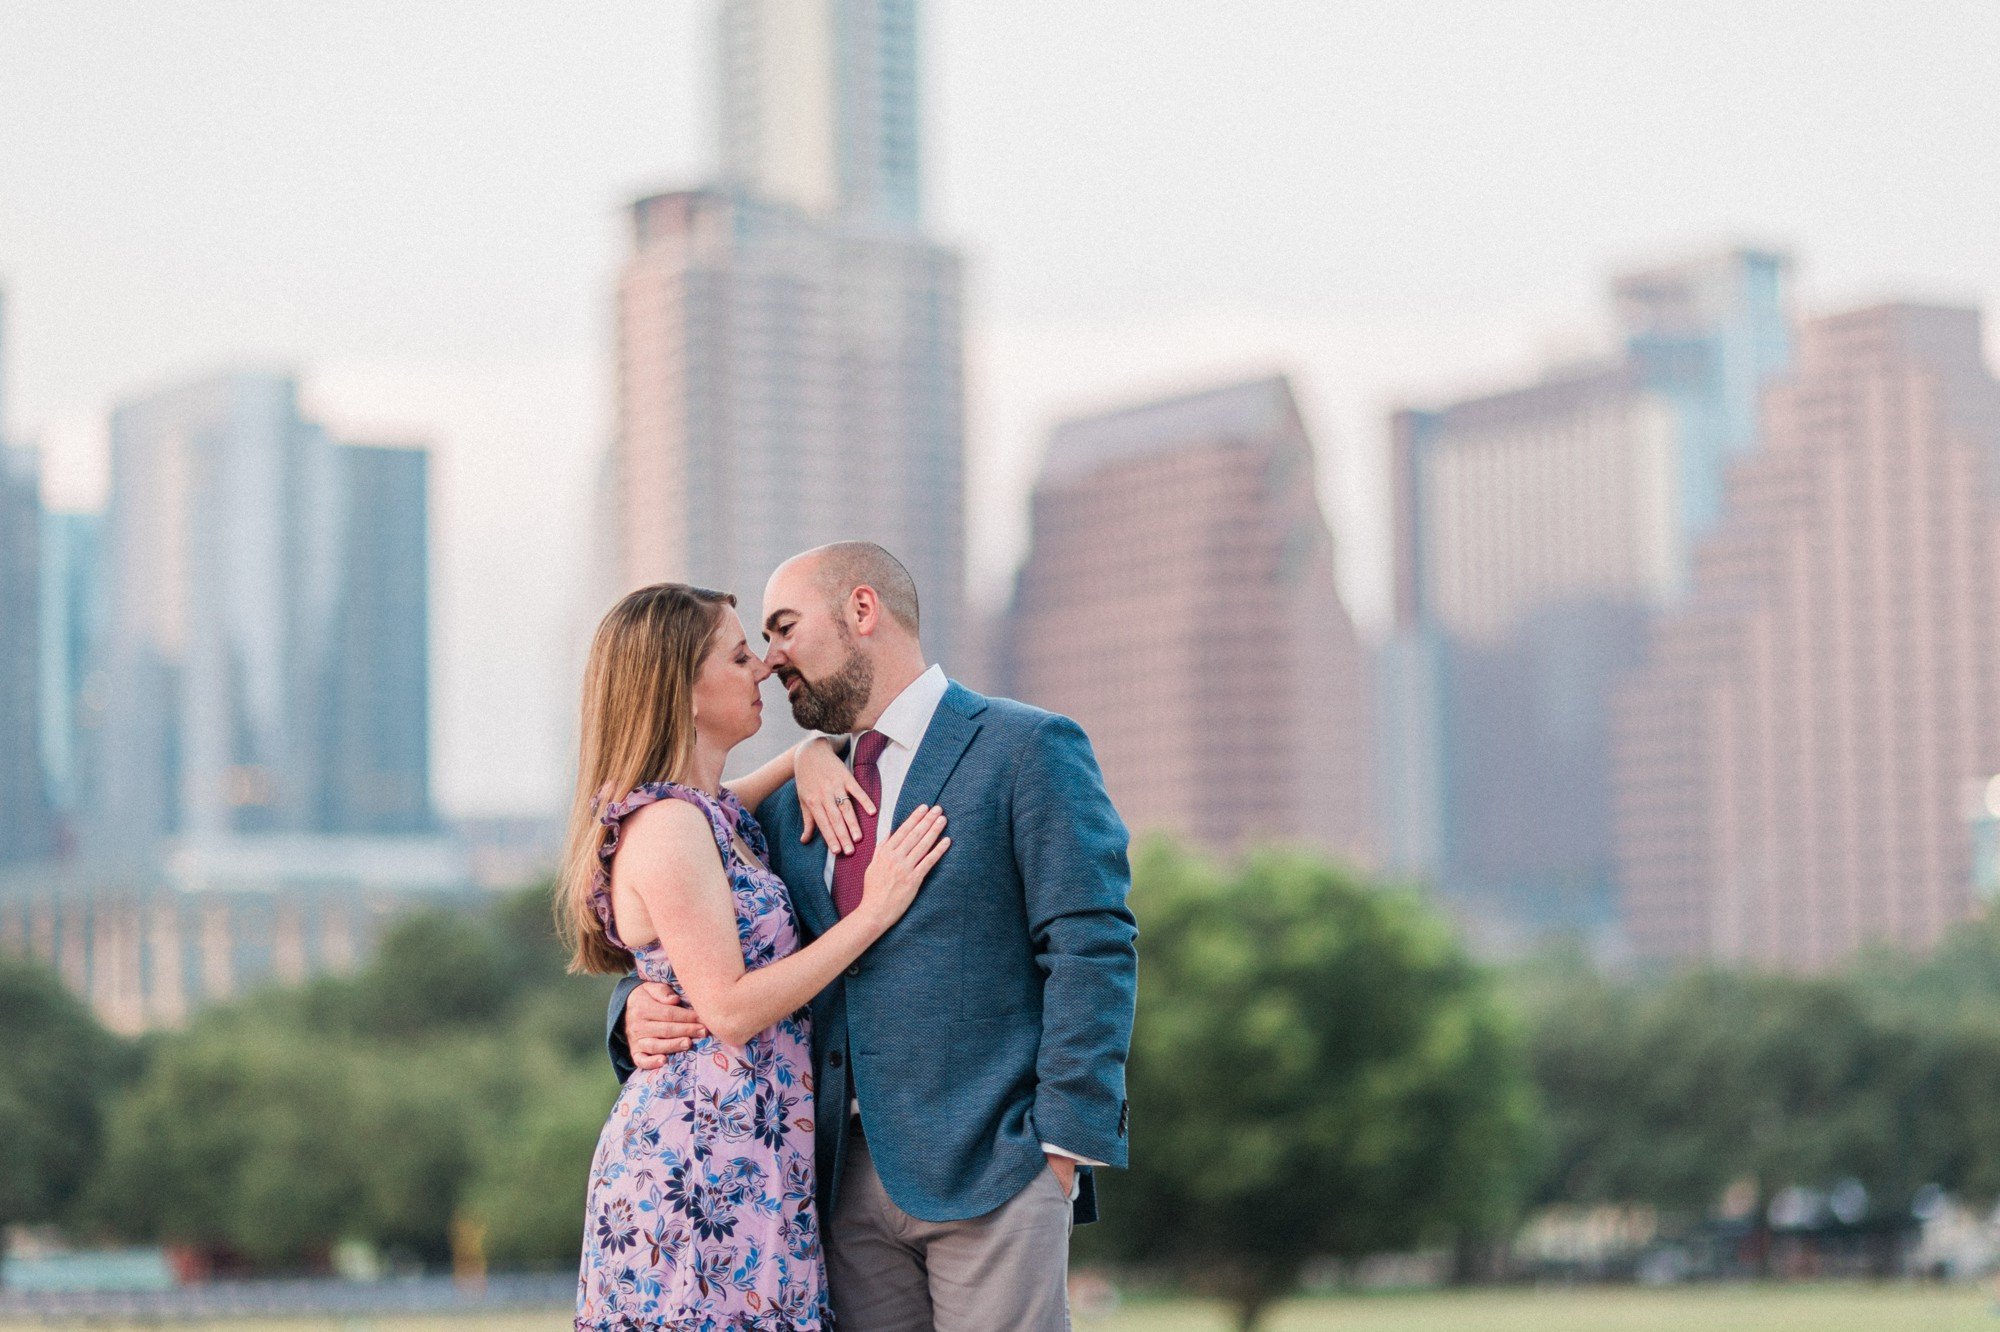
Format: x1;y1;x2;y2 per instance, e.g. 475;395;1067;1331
577;783;829;1332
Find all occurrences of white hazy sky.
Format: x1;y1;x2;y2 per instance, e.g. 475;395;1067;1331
3;1;1997;817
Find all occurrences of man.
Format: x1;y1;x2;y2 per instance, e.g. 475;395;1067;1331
606;541;1136;1331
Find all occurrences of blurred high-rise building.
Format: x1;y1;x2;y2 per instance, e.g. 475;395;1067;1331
718;0;921;228
1379;248;1791;939
1614;248;1794;544
1;287;56;864
97;372;432;850
1005;376;1374;862
99;372;335;845
1614;303;2000;967
607;0;964;762
321;442;434;834
38;509;105;840
2;448;55;865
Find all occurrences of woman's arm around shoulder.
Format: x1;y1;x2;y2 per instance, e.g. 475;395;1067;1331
722;737;871;853
616;792;951;1047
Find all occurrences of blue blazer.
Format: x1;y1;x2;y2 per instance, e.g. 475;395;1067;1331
608;681;1136;1225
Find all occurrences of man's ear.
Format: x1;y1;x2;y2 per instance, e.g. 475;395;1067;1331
851;585;881;637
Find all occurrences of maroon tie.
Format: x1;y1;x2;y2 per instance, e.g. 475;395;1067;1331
832;730;889;918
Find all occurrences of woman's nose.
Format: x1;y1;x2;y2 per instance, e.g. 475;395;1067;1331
752;656;774;683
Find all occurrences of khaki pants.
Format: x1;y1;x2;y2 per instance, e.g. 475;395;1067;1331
826;1134;1072;1332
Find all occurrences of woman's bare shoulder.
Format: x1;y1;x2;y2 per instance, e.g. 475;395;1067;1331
616;796;722;881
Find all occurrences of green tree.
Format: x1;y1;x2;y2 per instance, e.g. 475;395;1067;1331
346;908;516;1039
1893;1014;2000;1201
88;1029;375;1265
1088;839;1538;1331
348;1043;505;1265
464;1059;619;1268
1850;912;2000;1024
86;1027;533;1267
1520;963;1940;1220
0;954;126;1226
77;884;625;1270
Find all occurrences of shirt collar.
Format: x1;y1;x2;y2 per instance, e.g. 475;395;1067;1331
867;663;948;754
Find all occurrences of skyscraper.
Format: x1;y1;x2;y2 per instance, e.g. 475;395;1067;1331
1005;376;1374;862
99;372;332;845
97;372;433;848
322;442;433;834
2;447;53;864
1614;303;2000;967
38;509;104;840
0;287;55;864
1615;249;1794;552
608;0;964;761
718;0;921;227
1380;248;1791;936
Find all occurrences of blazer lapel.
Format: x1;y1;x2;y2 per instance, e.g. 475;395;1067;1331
781;801;839;938
893;682;987;828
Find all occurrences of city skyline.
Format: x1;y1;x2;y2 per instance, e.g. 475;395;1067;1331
3;1;1998;817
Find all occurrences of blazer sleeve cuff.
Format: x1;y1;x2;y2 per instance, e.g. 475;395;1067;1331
1032;1099;1129;1170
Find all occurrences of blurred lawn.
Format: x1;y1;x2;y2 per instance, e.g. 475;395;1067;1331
4;1283;1992;1332
1098;1283;1991;1330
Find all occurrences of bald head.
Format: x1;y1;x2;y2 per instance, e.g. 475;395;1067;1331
798;541;920;636
761;541;927;734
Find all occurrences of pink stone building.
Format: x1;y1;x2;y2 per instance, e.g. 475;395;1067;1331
1005;376;1374;863
1614;303;2000;965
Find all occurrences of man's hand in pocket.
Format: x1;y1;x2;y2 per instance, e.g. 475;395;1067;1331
1046;1153;1076;1200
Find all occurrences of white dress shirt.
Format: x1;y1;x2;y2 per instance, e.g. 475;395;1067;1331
821;662;949;894
827;663;1102;1178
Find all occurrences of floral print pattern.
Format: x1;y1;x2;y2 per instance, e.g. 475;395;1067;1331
577;783;828;1332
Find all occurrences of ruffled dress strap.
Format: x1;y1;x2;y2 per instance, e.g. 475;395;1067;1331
713;786;771;864
592;781;737;951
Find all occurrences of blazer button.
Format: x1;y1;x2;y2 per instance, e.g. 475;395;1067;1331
829;1050;844;1069
845;964;861;978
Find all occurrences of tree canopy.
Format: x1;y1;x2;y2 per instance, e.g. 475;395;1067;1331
19;847;2000;1307
0;953;129;1227
1086;839;1539;1330
78;883;619;1271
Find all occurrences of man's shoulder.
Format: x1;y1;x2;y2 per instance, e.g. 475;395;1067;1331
948;684;1056;728
950;686;1102;772
951;685;1064;742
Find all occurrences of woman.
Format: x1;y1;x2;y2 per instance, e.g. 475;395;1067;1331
560;583;950;1331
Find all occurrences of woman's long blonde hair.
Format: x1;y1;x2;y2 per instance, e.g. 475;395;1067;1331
558;582;737;974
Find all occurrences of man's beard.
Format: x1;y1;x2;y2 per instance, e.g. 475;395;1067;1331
786;642;874;735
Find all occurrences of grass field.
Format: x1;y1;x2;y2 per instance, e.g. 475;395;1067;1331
5;1284;1992;1332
